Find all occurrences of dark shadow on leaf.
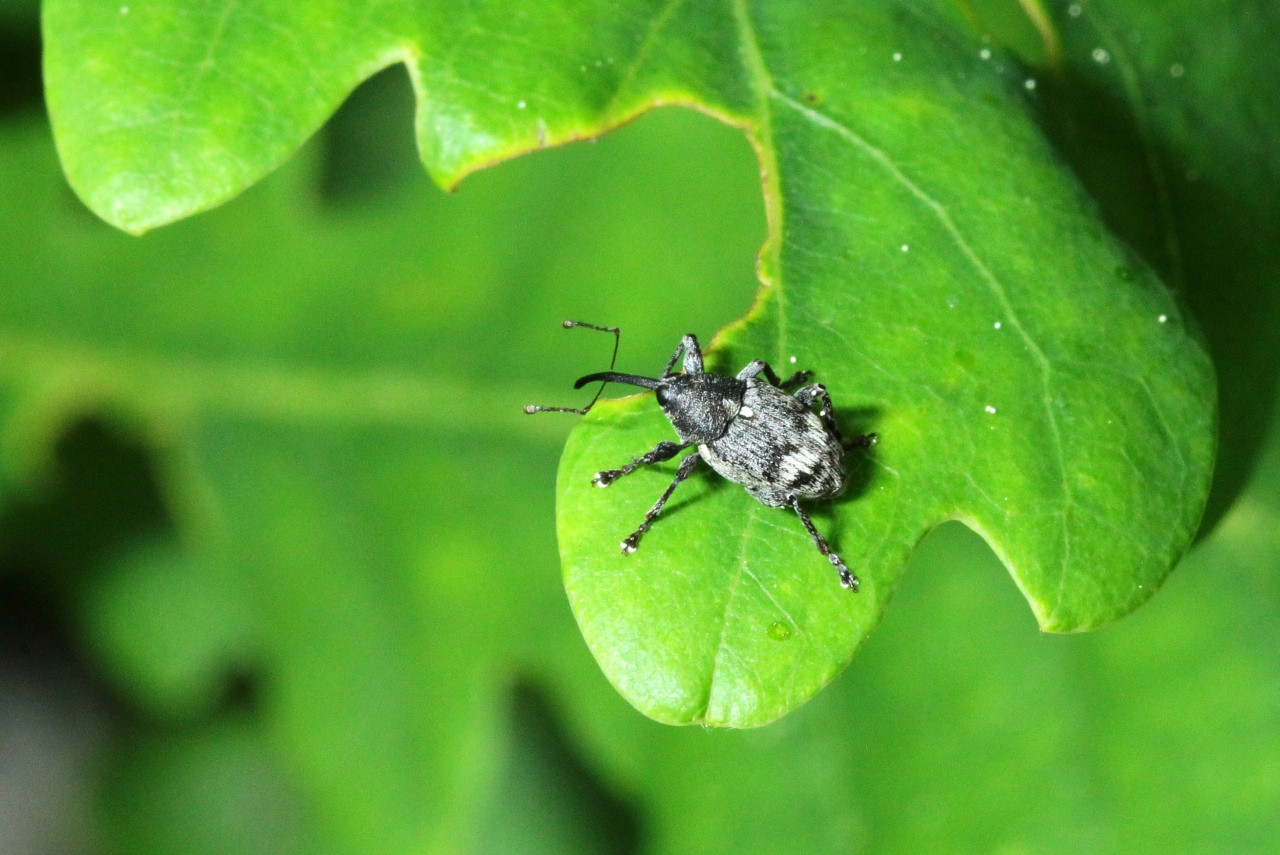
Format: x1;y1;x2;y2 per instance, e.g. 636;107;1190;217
0;413;285;851
0;12;41;120
471;680;642;855
0;418;170;578
833;405;884;505
320;64;420;206
0;417;265;727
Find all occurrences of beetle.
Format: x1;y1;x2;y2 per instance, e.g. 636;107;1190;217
526;321;876;591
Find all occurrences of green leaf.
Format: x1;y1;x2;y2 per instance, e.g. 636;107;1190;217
556;6;1214;724
42;0;1216;727
1035;0;1280;526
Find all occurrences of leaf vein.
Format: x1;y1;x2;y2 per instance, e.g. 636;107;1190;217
605;0;688;116
770;90;1074;618
702;502;759;722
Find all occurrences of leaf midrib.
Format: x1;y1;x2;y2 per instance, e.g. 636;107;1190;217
767;89;1082;622
699;0;1079;713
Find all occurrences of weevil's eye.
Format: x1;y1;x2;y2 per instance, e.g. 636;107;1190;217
656;384;673;407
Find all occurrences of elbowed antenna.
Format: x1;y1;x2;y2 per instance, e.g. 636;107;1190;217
524;320;627;415
574;371;661;390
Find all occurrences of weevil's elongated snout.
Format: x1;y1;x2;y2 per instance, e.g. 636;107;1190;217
574;371;662;390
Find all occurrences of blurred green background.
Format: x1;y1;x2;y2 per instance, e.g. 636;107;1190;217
3;0;1280;853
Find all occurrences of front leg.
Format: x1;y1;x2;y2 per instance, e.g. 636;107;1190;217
662;334;704;377
736;360;811;389
593;440;691;488
621;453;701;554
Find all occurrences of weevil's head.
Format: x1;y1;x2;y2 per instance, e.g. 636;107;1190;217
656;372;747;442
576;370;745;443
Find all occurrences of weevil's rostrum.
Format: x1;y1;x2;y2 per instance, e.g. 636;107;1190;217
527;321;876;591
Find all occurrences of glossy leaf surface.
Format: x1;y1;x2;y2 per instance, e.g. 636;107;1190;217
554;4;1215;723
42;0;1218;726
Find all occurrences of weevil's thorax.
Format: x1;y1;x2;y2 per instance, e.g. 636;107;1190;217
656;372;746;443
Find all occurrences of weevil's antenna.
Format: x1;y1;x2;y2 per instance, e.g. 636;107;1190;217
524;320;623;415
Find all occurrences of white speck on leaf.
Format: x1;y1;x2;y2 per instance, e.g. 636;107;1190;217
1158;314;1168;324
517;100;526;109
789;355;797;364
1025;78;1037;90
994;321;1002;329
901;244;909;252
1068;3;1083;16
1170;63;1185;77
1092;47;1111;64
120;4;129;12
980;48;992;60
985;405;997;414
893;52;902;62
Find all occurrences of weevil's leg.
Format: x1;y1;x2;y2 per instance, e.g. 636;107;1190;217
789;496;859;591
593;441;692;488
844;432;879;451
779;370;811;390
736;360;811;388
621;452;701;554
794;383;875;448
793;383;846;444
662;334;704;377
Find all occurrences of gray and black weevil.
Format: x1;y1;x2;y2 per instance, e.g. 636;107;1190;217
526;321;877;591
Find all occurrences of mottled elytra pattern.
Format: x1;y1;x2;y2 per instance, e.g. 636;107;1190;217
703;378;847;505
528;326;873;592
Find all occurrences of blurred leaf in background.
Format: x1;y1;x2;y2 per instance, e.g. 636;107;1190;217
1;39;771;855
1;1;1279;854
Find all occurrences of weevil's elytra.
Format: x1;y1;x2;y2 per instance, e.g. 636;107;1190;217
526;321;877;591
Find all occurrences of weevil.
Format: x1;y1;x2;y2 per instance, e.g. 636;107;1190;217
526;321;877;591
